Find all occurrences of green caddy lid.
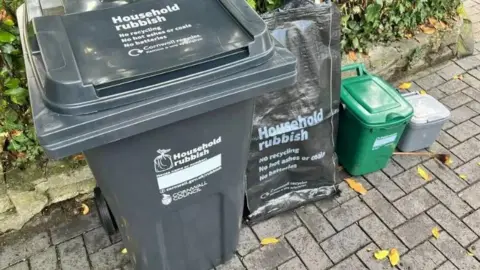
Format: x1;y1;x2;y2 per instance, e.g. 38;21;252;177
341;64;413;126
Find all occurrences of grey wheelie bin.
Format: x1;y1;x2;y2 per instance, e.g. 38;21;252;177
17;0;297;269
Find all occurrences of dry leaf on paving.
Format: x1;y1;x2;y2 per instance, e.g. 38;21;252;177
73;154;85;161
420;25;436;34
348;51;357;61
444;156;453;166
374;250;389;260
453;74;464;80
121;248;128;254
398;82;412;90
439;21;447;29
389;248;400;266
432;227;440;239
428;17;438;25
467;246;475;256
459;174;468;180
344;178;367;195
419;90;427;95
405;33;413;39
260;237;279;246
417;166;431;181
81;203;89;215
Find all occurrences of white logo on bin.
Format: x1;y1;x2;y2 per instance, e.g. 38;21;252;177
154;149;173;173
161;193;172;205
128;48;144;57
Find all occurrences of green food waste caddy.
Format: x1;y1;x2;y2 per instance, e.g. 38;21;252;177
337;64;413;176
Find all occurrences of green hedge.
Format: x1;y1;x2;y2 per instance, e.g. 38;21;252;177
248;0;461;52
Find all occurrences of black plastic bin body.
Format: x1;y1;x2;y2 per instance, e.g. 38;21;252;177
18;0;296;269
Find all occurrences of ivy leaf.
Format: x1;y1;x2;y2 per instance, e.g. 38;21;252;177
352;37;360;49
366;4;381;22
4;77;19;89
0;30;15;43
5;87;28;105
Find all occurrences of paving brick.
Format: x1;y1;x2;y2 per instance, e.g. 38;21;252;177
286;226;333;270
416;73;447;90
329;255;368;270
83;227;111;255
123;262;134;270
451;137;480;162
459;181;480;209
216;255;245;270
394;214;437;248
392;152;430;170
430;233;480;270
464;210;480;236
437;80;469;95
315;198;339;213
110;232;122;244
237;226;258;256
5;262;29;270
454;157;480;185
320;224;370;263
448;121;480;142
324;197;372;231
334;181;358;204
242;240;295;270
456;55;480;70
277;257;307;270
50;211;101;245
428;204;478;247
464;87;480;102
0;232;51;269
399;241;446;270
442;121;456;130
364;171;405;201
356;243;391;270
437;63;466;80
392;166;431;193
436;261;459;270
89;242;130;270
29;247;57;270
468;101;480;114
295;204;335;242
437;130;460;148
463;73;480;89
252;211;301;239
57;236;90;270
425;88;447;99
425;180;472;217
440;93;473;109
362;189;406;229
359;215;407;254
394;188;438;219
427;142;463;169
424;159;468;192
449;106;478;124
382;159;404;178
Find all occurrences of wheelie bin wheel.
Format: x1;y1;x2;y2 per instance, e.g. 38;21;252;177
94;187;118;235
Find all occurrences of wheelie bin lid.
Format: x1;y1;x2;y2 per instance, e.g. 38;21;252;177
18;3;297;158
341;64;413;126
25;0;277;115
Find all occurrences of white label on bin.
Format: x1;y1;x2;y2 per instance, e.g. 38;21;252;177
154;136;222;204
372;133;397;150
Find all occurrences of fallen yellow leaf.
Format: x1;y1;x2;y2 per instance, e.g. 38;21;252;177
345;178;367;195
467;251;475;256
454;74;464;80
348;51;357;61
468;246;476;256
260;237;279;245
445;156;453;166
389;248;400;266
432;227;440;239
374;250;389;260
405;33;413;39
121;248;128;254
477;162;480;166
81;203;89;215
419;90;427;95
398;82;412;90
420;25;436;34
459;174;468;180
417;166;431;181
428;17;438;25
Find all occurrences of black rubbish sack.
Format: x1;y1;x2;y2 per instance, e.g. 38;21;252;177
245;1;342;223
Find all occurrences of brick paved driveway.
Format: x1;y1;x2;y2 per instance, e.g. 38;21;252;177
4;1;480;270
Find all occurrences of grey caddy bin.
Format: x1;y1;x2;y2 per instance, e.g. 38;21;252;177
398;92;450;152
18;0;297;269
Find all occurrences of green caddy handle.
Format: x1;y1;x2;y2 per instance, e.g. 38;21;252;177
341;63;370;76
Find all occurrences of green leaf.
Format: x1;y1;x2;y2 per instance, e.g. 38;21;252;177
376;0;384;6
4;108;18;122
366;4;381;22
352;37;360;49
246;0;256;9
3;19;14;27
1;44;19;54
4;87;28;105
0;30;15;43
4;77;20;89
12;133;29;143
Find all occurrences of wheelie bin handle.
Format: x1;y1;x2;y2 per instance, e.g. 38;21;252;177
386;113;405;122
341;63;370;76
